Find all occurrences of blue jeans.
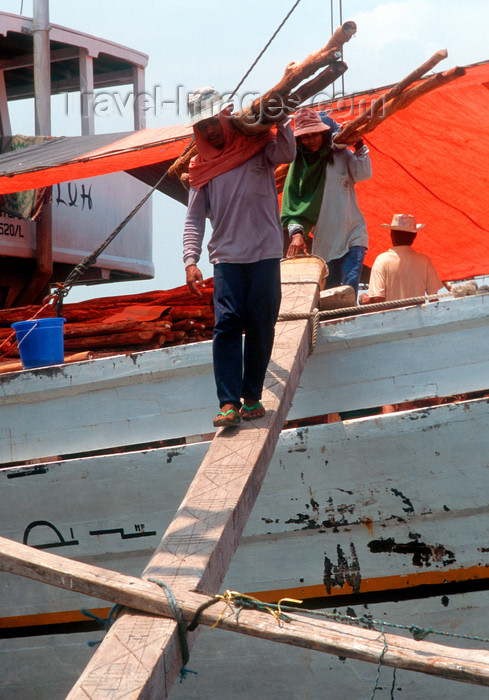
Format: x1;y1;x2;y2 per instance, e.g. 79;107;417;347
213;259;281;407
326;245;367;296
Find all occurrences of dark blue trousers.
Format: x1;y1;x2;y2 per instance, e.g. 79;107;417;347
213;259;281;408
326;245;367;297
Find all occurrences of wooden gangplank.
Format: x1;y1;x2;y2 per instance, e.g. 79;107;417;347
66;257;326;699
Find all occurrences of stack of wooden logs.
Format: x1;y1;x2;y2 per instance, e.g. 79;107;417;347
0;280;215;369
168;21;357;182
273;49;465;192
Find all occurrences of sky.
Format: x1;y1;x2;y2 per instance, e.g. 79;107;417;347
2;0;489;300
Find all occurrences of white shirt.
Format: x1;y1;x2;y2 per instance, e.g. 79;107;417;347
368;245;443;301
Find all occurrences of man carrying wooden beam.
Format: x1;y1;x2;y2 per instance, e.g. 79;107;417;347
183;87;296;427
282;107;372;298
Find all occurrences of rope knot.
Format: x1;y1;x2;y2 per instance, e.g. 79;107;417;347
409;625;433;641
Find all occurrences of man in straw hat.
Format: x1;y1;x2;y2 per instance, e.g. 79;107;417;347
183;86;296;428
361;213;443;303
281;106;371;298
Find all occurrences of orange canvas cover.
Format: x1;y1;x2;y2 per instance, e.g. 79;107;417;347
0;63;487;281
341;62;489;281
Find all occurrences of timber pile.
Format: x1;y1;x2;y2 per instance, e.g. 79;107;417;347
0;280;215;367
273;50;466;191
168;21;356;182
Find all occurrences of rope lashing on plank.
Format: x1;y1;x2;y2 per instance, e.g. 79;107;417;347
187;590;303;632
81;604;122;647
189;593;489;645
187;596;223;632
148;577;197;681
278;260;324;354
187;593;489;697
213;590;303;627
276;306;320;355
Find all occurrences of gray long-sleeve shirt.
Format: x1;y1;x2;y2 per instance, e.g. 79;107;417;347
183;120;295;267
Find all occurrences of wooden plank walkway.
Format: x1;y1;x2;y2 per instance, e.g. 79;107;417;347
66;257;325;699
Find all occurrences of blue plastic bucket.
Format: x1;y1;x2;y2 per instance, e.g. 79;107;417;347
12;317;66;370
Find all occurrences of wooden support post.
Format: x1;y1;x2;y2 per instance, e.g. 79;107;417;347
0;71;11;136
133;66;146;131
1;533;489;689
33;0;51;136
79;48;95;136
64;256;325;698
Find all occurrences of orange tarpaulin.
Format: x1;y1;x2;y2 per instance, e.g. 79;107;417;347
0;62;487;281
339;62;489;281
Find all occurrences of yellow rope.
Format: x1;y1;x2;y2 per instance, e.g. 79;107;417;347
209;590;303;630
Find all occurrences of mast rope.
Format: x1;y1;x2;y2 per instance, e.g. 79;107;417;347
228;0;305;101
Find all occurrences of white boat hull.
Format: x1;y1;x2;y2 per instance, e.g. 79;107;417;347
1;399;489;698
1;397;489;617
0;294;488;464
1;293;489;698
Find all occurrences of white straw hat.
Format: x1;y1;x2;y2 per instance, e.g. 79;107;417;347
187;86;231;126
381;213;426;232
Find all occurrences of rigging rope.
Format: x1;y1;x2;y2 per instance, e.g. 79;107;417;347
319;291;455;320
52;138;196;315
228;0;305;100
148;577;197;681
